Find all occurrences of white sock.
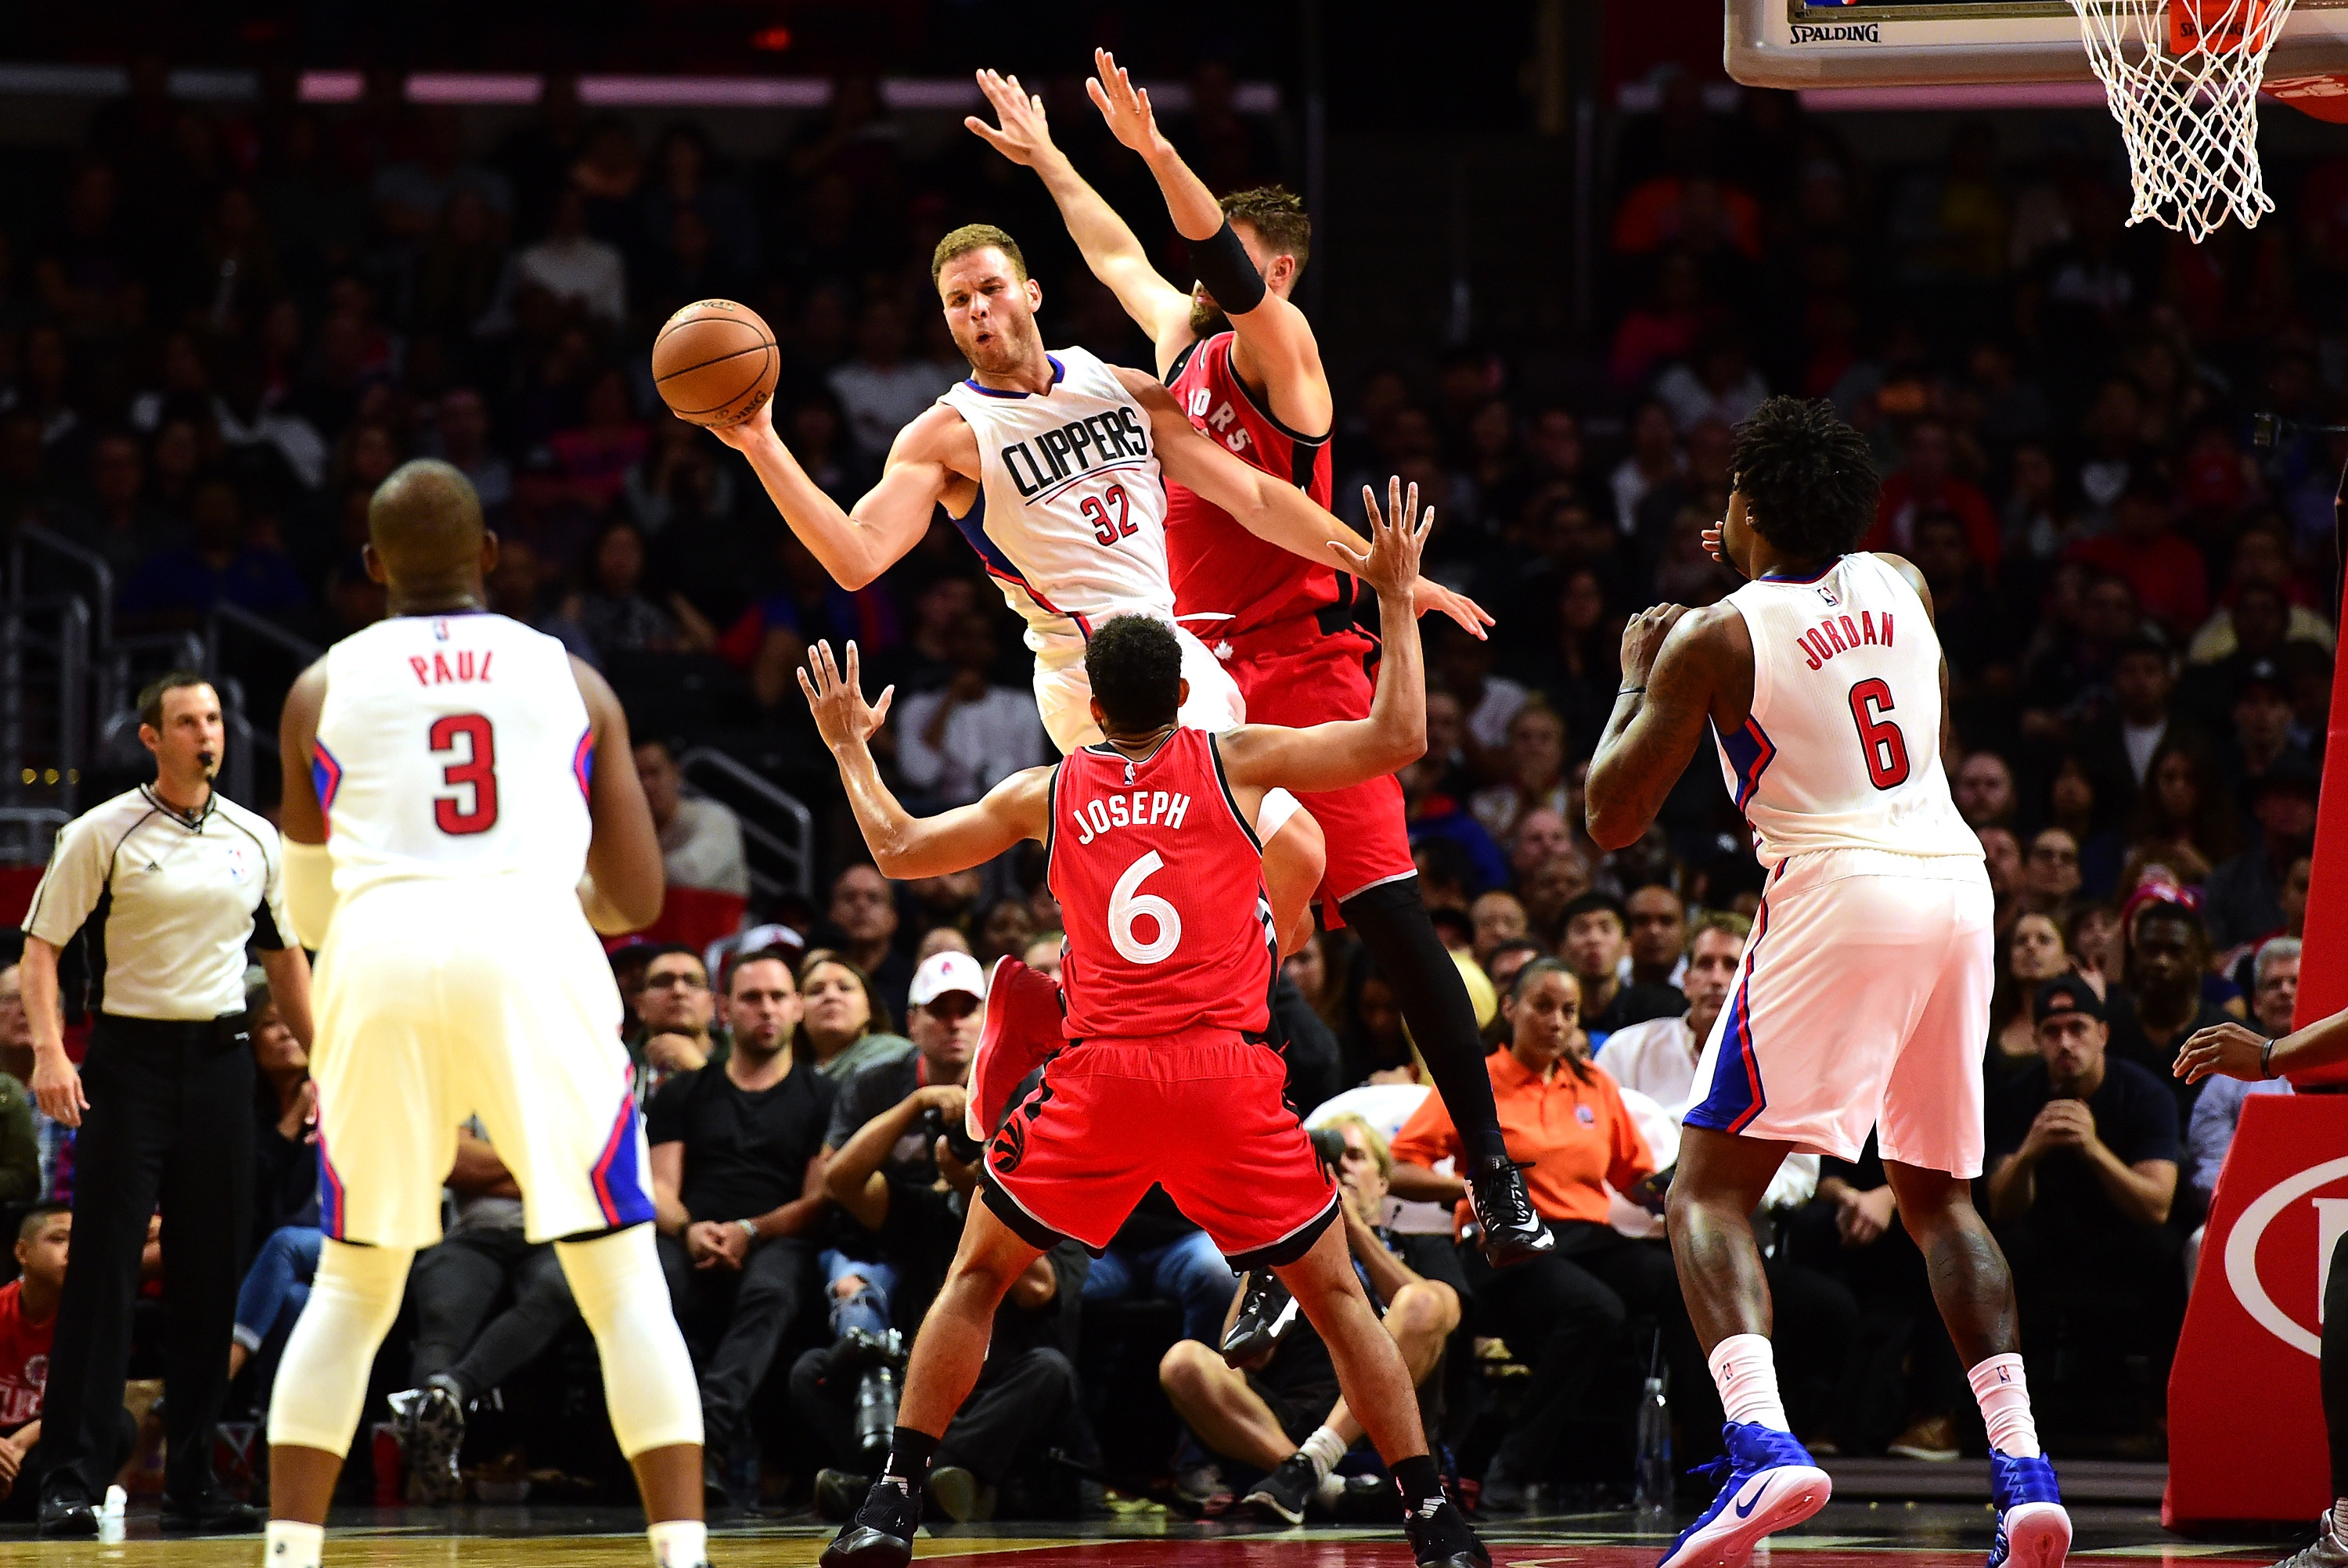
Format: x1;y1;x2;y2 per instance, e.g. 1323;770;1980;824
1299;1425;1347;1483
265;1520;324;1568
647;1519;708;1568
1707;1334;1788;1430
1967;1354;2041;1459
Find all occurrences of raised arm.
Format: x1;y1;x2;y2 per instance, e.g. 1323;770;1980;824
1216;480;1429;795
1088;50;1331;433
711;401;965;591
1585;604;1751;851
1121;369;1489;639
965;70;1192;369
801;640;1052;879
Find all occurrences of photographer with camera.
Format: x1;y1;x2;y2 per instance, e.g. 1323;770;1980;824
1160;1115;1460;1524
794;1063;1089;1526
816;952;988;1350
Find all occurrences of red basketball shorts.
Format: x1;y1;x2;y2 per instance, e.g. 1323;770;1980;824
980;1027;1341;1269
1222;619;1415;918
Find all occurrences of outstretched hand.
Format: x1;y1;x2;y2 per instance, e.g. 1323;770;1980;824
965;70;1060;169
800;640;895;753
1086;49;1173;162
1334;477;1431;599
2174;1020;2273;1084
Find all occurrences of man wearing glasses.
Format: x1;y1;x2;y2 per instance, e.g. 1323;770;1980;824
634;946;720;1095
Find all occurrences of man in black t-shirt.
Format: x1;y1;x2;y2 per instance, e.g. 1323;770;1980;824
1986;976;2183;1437
790;1075;1088;1524
648;951;834;1504
2101;898;2232;1129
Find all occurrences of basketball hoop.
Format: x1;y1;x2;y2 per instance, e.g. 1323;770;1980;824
2069;0;2295;241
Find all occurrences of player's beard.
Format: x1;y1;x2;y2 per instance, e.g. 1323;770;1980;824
1188;288;1227;338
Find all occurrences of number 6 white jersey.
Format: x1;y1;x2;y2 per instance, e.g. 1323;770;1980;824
1710;552;1981;869
939;346;1176;659
312;612;593;901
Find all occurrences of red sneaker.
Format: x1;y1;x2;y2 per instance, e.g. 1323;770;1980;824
967;956;1066;1142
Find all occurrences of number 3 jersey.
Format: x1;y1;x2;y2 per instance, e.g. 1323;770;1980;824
1047;727;1276;1041
938;346;1176;660
1712;552;1979;869
312;612;593;901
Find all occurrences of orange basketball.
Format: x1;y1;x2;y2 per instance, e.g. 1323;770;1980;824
652;300;778;427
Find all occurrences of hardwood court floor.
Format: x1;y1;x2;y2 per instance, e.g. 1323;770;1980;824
0;1501;2305;1568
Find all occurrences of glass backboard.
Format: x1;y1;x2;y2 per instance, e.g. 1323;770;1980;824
1726;0;2348;87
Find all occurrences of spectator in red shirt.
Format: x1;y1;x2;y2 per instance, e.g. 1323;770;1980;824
0;1209;133;1518
1865;418;2000;571
2068;482;2210;644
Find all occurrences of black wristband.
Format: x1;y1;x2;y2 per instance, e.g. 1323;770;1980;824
2262;1037;2277;1079
1189;220;1268;316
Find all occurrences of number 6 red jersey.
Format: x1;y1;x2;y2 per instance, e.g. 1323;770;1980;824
1047;727;1277;1041
312;612;594;900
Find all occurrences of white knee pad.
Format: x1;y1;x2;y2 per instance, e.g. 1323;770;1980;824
268;1239;413;1457
556;1225;704;1458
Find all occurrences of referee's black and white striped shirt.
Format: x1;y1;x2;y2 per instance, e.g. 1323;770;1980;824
21;786;294;1020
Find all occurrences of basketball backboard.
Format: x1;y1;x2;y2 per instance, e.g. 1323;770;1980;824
1725;0;2348;89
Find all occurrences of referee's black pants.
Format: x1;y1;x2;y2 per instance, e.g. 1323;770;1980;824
41;1013;254;1506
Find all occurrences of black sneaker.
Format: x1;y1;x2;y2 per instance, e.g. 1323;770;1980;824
1403;1489;1490;1568
820;1475;920;1568
1465;1156;1553;1265
388;1374;466;1505
1219;1270;1298;1367
1241;1454;1317;1525
813;1469;871;1523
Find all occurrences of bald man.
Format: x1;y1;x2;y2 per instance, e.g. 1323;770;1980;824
266;461;714;1568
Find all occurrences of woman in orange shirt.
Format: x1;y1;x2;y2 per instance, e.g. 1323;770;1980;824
1391;958;1698;1513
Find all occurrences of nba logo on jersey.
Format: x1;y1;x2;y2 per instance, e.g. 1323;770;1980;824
1816;584;1839;607
433;617;451;640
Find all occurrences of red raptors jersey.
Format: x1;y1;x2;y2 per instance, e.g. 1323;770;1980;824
1164;333;1343;639
1048;727;1276;1041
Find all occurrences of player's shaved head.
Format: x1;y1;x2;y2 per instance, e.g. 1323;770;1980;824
365;459;494;610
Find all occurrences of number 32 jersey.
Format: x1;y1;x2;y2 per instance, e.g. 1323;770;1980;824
939;346;1175;659
1047;727;1276;1041
1711;552;1980;869
312;613;593;901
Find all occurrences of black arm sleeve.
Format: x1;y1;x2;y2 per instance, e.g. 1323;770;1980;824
1190;221;1267;316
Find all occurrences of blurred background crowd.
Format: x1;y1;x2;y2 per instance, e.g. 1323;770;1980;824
0;0;2334;1527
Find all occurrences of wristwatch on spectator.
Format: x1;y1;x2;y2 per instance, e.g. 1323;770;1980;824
736;1217;760;1242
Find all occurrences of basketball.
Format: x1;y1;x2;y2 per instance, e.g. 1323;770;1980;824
651;300;778;427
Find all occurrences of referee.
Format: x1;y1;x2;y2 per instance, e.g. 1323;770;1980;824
19;672;312;1535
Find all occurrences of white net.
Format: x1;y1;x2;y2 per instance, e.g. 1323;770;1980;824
2069;0;2296;242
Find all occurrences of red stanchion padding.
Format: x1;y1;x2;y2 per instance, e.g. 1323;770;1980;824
0;865;44;928
2166;1092;2348;1527
2287;558;2348;1085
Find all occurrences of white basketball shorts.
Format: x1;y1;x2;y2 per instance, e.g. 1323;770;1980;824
309;876;652;1248
1682;847;1994;1178
1033;622;1247;754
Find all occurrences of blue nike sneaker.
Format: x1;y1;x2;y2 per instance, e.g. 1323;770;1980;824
1656;1422;1831;1568
1986;1448;2070;1568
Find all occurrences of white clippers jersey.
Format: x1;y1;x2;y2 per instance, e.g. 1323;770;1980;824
312;613;593;901
1710;552;1980;869
938;346;1175;659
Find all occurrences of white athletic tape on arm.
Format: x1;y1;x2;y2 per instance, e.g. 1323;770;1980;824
1258;787;1302;843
